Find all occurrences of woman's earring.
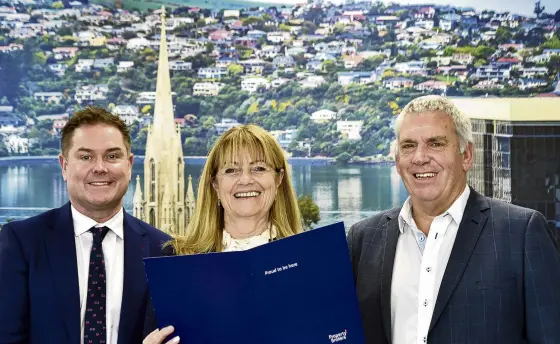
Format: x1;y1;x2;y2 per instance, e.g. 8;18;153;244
217;199;221;207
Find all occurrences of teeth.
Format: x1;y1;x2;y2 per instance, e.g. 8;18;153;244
415;173;437;179
90;182;110;186
234;191;261;198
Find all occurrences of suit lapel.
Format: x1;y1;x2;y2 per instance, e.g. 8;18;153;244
429;189;489;332
118;212;150;344
380;212;400;344
45;203;81;344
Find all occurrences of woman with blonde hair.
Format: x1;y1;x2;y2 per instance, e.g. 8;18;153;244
144;124;303;344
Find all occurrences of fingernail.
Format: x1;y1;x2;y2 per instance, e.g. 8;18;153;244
172;336;180;343
165;325;174;331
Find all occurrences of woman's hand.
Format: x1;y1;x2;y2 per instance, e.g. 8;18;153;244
143;326;179;344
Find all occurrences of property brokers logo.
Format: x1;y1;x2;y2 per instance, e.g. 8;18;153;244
329;329;347;343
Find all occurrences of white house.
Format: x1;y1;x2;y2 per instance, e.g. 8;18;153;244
241;77;271;93
337;120;363;140
117;61;134;73
193;82;223;97
214;118;240;134
267;31;291;43
198;67;227;79
311;109;336;123
74;84;109;103
33;92;65;104
75;59;94;72
169;61;192;71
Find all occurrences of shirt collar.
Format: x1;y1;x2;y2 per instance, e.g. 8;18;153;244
71;205;124;239
398;185;470;234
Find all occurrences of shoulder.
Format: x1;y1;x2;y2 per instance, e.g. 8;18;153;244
124;214;173;255
126;214;172;242
485;197;538;222
1;207;60;237
348;207;400;241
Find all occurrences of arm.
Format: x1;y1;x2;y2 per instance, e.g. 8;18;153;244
524;211;560;343
0;224;29;344
346;225;358;284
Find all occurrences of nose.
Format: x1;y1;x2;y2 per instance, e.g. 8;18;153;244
92;158;109;174
236;168;254;185
411;145;430;165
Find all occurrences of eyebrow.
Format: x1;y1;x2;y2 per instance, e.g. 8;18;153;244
426;136;448;143
76;147;124;154
400;136;448;144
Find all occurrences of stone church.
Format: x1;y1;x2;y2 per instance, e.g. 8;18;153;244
133;9;195;235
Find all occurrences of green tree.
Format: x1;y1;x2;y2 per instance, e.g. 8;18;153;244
297;194;320;230
227;63;244;75
51;1;64;9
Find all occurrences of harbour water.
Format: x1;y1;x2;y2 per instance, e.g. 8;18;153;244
0;158;409;229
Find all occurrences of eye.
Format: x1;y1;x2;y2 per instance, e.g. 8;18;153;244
224;167;237;174
107;154;117;160
430;142;444;147
252;165;268;172
80;155;91;161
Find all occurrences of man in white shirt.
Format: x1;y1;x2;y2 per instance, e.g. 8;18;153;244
347;95;560;344
0;107;173;344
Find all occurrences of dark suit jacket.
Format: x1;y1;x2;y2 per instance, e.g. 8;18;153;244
347;188;560;344
0;203;173;344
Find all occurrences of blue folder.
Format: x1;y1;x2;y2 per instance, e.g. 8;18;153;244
144;222;365;344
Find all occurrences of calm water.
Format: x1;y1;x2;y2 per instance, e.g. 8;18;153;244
0;161;409;229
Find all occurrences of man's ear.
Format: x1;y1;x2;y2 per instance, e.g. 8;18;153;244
59;154;68;181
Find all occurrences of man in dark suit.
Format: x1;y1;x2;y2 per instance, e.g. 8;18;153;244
347;95;560;344
0;107;172;344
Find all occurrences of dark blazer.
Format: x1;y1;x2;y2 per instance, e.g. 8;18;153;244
0;202;173;344
347;188;560;344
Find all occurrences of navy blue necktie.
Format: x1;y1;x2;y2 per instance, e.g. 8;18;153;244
84;226;110;344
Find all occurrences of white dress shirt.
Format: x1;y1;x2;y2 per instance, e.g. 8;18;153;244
391;185;470;344
72;206;124;344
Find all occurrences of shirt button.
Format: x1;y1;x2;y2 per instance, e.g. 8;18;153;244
423;299;428;307
423;336;427;343
419;235;425;242
426;267;432;272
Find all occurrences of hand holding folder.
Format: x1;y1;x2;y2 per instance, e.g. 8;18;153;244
144;222;365;344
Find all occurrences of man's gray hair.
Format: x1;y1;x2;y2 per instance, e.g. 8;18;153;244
394;95;473;154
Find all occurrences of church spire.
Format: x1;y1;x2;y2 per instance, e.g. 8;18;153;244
152;6;175;138
133;175;144;221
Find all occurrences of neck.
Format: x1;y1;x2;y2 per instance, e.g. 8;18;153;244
223;214;270;239
411;184;466;235
71;200;122;224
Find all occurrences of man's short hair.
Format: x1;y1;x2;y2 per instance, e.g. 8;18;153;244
394;95;473;154
61;106;131;156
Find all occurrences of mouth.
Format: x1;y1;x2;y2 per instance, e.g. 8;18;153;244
234;191;261;199
413;172;438;179
88;181;113;187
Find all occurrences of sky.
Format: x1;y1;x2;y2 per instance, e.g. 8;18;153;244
258;0;559;17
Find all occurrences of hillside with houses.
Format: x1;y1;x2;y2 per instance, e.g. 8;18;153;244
0;0;559;162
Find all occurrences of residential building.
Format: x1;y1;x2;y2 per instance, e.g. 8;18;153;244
384;77;414;89
169;61;192;71
337;120;363;140
241;77;271;93
74;84;109;103
193;82;223;96
198;67;227;79
33;92;65;104
311;109;336;123
215;118;240;134
117;61;134;73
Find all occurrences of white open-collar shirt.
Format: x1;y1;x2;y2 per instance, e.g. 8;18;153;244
391;185;470;344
